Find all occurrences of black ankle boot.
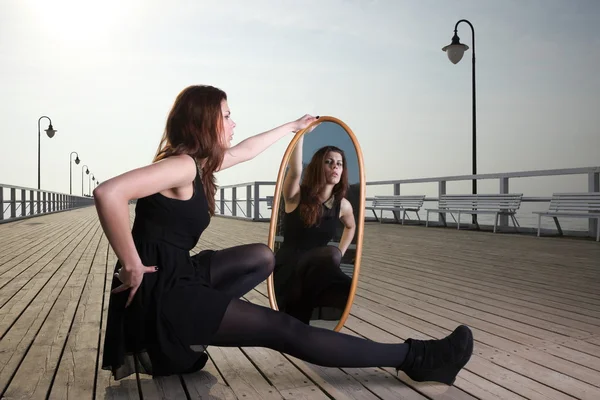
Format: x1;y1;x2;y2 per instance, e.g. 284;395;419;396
396;325;473;385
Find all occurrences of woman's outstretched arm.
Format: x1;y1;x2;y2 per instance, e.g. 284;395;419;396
219;115;316;171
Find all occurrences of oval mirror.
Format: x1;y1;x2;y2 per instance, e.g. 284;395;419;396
266;116;365;331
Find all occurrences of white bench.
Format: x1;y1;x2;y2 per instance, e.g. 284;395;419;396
366;195;425;224
533;192;600;241
426;194;523;233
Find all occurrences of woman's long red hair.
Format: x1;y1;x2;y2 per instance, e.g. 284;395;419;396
299;146;348;226
153;85;227;215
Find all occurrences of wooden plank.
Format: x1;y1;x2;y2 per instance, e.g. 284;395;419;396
366;249;600;304
0;217;93;280
95;245;141;400
182;357;237;399
2;226;103;398
0;212;86;262
363;257;600;324
359;275;597;340
48;234;110;399
0;219;96;319
0;223;99;395
208;346;283;400
358;268;600;335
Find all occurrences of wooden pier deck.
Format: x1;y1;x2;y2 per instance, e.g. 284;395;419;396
1;206;599;400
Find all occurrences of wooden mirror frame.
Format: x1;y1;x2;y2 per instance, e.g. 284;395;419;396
266;116;366;332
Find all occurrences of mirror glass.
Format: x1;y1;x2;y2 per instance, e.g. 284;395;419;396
267;117;365;331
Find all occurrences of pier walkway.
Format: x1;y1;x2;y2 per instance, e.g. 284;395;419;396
1;206;599;399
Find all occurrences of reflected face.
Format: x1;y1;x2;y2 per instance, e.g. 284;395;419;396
221;99;236;148
324;151;343;185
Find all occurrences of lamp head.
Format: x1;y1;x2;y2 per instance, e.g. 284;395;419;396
442;33;469;64
45;124;57;138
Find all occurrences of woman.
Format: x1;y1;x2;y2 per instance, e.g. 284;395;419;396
274;135;355;324
95;84;473;386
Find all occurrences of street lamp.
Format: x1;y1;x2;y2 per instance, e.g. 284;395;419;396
70;152;80;195
89;174;95;196
442;19;477;224
82;165;89;196
38;116;57;189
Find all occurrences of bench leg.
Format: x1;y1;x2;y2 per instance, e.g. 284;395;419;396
371;209;379;222
474;215;481;230
402;210;406;225
510;214;520;233
493;213;499;233
537;214;542;237
415;211;421;221
457;211;461;230
426;211;429;227
553;216;564;236
597;218;599;242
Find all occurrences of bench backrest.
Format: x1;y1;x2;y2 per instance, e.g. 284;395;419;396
438;194;523;211
372;195;425;209
548;192;600;213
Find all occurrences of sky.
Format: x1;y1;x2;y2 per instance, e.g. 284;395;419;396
1;0;599;199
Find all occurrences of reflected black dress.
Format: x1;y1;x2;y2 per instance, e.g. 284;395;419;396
101;162;232;380
273;196;352;320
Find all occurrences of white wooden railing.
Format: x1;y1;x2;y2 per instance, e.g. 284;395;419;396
215;166;600;239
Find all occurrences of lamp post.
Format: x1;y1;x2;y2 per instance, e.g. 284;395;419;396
70;152;80;195
38;116;57;189
442;19;477;224
82;165;89;196
89;174;95;196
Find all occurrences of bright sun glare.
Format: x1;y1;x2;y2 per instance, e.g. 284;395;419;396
25;0;142;45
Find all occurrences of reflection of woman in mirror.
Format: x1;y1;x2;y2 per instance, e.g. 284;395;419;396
274;134;356;324
95;85;473;386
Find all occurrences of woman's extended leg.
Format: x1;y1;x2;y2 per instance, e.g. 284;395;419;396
210;298;473;385
201;243;274;298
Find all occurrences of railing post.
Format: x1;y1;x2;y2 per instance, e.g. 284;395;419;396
10;188;16;218
0;186;3;221
246;185;252;219
43;192;47;213
254;183;260;221
499;177;509;228
21;189;26;217
589;172;599;238
30;190;34;216
438;180;446;224
220;188;225;216
231;187;237;217
393;183;400;195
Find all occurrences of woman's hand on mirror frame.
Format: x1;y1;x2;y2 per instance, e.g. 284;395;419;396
292;114;318;132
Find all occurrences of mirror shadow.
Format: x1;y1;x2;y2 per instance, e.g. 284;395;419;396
266;117;365;331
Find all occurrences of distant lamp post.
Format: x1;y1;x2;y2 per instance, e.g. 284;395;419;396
70;152;80;195
442;19;477;223
82;165;89;196
89;174;95;196
38;116;57;189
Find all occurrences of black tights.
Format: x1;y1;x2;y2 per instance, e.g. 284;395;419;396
284;246;352;323
206;243;409;368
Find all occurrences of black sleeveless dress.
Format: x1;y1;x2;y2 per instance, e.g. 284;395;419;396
273;196;350;314
101;159;232;380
